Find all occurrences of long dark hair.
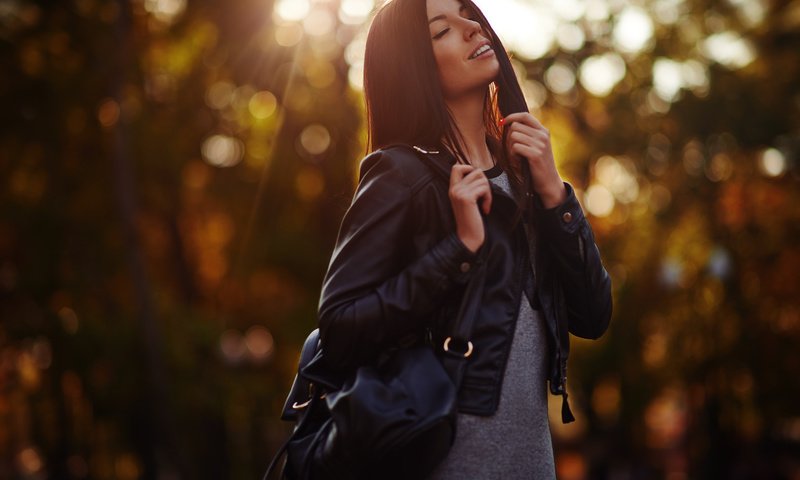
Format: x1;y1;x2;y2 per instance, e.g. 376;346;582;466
363;0;534;224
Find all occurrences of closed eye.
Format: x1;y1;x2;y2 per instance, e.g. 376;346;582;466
433;28;450;39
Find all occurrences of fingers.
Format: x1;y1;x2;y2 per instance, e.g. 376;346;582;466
454;168;490;194
449;164;492;214
501;113;550;162
449;163;479;186
506;121;547;142
508;130;547;149
509;142;538;160
501;111;547;131
450;164;487;185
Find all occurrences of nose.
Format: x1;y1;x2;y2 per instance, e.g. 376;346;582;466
460;17;482;41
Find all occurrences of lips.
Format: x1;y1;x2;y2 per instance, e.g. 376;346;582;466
468;40;492;60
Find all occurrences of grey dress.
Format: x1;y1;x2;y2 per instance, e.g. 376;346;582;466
427;166;557;480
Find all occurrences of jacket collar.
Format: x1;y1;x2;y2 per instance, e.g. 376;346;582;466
413;144;517;205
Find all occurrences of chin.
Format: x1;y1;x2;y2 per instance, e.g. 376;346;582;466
477;62;500;84
442;66;501;98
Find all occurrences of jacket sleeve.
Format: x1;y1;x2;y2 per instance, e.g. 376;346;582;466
532;182;612;339
317;150;479;370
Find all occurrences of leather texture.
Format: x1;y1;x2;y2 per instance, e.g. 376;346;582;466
317;144;613;422
318;345;459;479
267;147;493;480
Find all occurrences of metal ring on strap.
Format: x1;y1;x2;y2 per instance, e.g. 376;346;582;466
443;337;473;358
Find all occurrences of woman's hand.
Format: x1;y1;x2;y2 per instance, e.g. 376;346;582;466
501;112;567;208
449;164;492;253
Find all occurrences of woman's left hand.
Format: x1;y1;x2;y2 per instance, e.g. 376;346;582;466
501;112;566;208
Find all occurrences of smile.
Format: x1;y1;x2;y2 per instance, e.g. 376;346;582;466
469;44;493;60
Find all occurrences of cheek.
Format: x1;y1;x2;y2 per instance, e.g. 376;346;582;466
432;46;452;71
433;44;463;91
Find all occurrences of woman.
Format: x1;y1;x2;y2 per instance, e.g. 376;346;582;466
317;0;613;477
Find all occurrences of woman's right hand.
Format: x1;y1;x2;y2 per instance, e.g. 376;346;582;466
449;164;492;253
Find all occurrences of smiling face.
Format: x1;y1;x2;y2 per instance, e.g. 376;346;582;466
427;0;499;99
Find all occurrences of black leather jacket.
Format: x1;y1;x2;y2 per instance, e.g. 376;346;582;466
318;144;612;423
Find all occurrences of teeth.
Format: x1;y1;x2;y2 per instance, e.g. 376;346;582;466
470;44;491;59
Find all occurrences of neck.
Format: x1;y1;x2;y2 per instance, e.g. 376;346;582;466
443;90;494;170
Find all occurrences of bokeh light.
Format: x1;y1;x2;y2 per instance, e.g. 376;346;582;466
274;23;304;47
579;53;626;97
729;0;767;27
591;377;621;425
758;148;787;177
707;246;732;279
585;184;615;217
660;258;685;288
555;451;588;480
274;0;310;23
219;330;246;365
511;6;557;60
144;0;186;24
705;152;733;182
652;0;685;25
613;6;654;54
205;81;235;110
58;307;79;334
299;124;331;155
115;454;141;479
552;0;585;22
644;387;688;449
3;0;799;478
556;23;585;52
97;98;120;127
17;447;44;476
594;155;639;204
544;61;576;95
31;338;52;369
244;326;275;363
702;31;757;69
653;57;683;102
475;1;557;60
339;0;375;25
303;8;336;37
201;134;244;168
248;90;278;119
522;79;548;110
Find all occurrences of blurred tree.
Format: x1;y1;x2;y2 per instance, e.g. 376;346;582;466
0;0;362;477
495;0;800;477
0;0;798;478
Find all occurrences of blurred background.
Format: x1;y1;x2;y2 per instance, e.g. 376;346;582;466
0;0;798;478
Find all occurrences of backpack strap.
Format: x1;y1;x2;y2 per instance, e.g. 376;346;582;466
280;329;321;421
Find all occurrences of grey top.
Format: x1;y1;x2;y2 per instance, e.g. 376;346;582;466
427;168;556;480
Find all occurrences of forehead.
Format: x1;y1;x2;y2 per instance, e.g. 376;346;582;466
426;0;465;17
